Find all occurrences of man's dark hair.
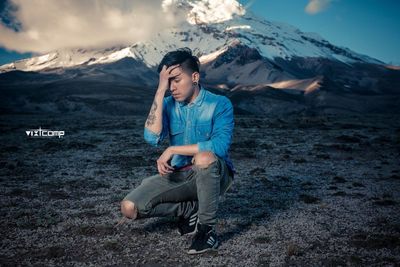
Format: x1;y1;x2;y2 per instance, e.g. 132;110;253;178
157;47;200;74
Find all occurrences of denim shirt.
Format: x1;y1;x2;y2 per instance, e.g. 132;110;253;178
144;85;235;175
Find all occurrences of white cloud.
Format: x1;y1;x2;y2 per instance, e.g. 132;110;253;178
0;0;245;54
305;0;333;15
0;0;180;54
187;0;245;24
162;0;245;24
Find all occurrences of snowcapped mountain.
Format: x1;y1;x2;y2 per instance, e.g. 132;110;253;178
0;5;382;73
0;0;399;115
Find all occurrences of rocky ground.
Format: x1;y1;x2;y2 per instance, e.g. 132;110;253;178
0;113;399;266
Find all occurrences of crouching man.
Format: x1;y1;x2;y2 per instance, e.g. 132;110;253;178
120;47;235;254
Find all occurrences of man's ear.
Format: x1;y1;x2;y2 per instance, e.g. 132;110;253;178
192;72;200;83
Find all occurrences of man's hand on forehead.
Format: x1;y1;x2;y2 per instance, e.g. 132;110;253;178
158;64;182;91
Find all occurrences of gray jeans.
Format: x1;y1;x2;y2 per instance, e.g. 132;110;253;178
123;154;234;226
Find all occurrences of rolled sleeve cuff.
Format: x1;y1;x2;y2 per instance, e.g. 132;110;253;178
144;127;161;146
197;140;213;153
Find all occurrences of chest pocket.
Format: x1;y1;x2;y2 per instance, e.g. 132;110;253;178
195;123;213;142
169;123;184;144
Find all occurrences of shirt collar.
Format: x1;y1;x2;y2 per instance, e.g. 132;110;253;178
178;84;206;107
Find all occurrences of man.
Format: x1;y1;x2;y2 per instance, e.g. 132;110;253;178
120;47;235;254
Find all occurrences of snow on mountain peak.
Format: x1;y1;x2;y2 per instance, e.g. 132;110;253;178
199;46;230;64
162;0;245;25
225;25;251;31
187;0;245;24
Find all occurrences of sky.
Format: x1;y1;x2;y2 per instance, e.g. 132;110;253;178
0;0;399;66
241;0;400;65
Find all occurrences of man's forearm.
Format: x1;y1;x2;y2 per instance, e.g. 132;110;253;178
145;90;165;134
169;144;199;156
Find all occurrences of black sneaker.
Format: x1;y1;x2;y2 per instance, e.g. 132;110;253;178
187;223;218;254
177;211;198;236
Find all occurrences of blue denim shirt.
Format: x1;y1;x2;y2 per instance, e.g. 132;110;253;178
144;85;235;175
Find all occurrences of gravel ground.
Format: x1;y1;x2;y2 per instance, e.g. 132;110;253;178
1;113;399;266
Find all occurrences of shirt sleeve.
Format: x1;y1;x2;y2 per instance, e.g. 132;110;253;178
197;97;234;158
143;98;169;147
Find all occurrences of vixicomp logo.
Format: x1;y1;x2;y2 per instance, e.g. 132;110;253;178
26;127;65;138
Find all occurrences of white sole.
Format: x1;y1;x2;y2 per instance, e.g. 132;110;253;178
187;240;219;255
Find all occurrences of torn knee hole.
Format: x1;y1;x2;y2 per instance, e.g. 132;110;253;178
193;151;217;168
194;158;217;169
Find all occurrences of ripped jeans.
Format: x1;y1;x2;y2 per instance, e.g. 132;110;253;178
123;154;234;226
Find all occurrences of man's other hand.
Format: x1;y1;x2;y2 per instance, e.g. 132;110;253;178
157;147;175;176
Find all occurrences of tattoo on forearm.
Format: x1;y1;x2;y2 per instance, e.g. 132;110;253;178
146;100;158;126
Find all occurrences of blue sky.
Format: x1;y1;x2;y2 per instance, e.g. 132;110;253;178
0;0;399;65
241;0;400;65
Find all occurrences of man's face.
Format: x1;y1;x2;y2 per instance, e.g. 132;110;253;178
168;66;196;103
